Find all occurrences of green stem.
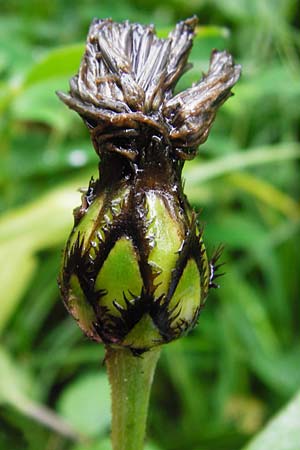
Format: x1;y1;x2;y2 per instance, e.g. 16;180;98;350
106;346;161;450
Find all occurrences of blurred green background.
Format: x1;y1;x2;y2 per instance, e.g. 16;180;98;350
0;0;299;449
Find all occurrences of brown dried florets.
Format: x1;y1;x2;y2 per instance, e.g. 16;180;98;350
57;17;241;161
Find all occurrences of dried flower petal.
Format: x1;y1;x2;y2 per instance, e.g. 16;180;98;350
57;17;241;160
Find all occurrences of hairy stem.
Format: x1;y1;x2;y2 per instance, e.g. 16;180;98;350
106;346;161;450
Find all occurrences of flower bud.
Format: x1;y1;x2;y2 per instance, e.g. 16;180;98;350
58;17;241;353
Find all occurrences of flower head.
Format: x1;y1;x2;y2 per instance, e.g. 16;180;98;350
58;17;241;354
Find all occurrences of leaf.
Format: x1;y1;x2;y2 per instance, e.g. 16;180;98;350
0;346;33;406
227;172;300;220
57;372;111;437
11;77;71;129
73;438;161;450
0;241;37;334
224;270;280;355
230;64;300;115
219;270;300;395
0;175;86;333
157;24;229;39
0;81;15;113
204;212;267;250
0;346;81;440
0;176;83;247
73;440;112;450
24;44;84;86
242;390;300;450
184;142;300;185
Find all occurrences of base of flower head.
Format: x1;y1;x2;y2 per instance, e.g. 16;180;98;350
60;228;209;353
59;172;211;353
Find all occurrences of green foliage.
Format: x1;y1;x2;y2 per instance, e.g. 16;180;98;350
242;390;300;450
0;1;299;449
57;372;111;437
